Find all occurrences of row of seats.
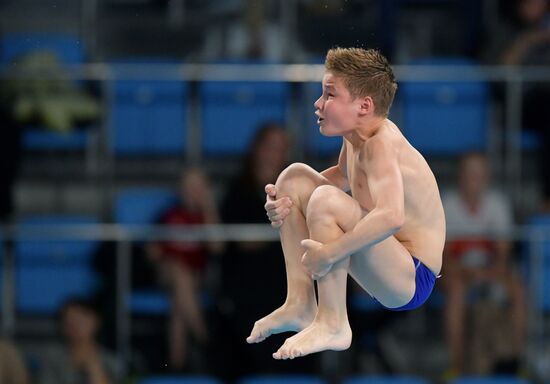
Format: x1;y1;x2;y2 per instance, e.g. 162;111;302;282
136;374;530;384
1;188;550;316
1;33;494;156
0;188;176;316
3;215;100;314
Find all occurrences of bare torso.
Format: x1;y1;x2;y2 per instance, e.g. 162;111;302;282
344;120;445;275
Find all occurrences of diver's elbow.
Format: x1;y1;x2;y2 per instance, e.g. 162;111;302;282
385;210;405;231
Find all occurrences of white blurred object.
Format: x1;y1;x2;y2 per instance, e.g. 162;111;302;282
461;249;489;268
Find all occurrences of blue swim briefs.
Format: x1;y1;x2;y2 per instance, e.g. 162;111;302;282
377;256;437;312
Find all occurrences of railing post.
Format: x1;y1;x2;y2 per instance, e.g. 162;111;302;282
505;72;523;209
116;235;132;371
527;227;546;378
537;228;549;378
1;237;15;338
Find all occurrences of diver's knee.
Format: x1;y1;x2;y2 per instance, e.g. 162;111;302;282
307;185;344;220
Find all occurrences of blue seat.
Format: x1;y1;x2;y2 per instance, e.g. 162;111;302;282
22;128;90;151
344;376;430;384
16;265;97;314
200;80;289;155
450;376;530;384
1;33;91;151
0;33;84;65
15;215;98;266
400;58;489;155
114;188;177;225
110;68;188;155
115;188;177;314
128;290;213;316
15;215;99;314
239;375;327;384
525;214;550;310
304;82;342;157
128;289;170;315
139;376;223;384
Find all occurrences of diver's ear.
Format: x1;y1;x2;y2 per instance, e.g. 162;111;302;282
358;95;375;116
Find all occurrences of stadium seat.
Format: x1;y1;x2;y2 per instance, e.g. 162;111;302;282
109;59;188;155
400;58;489;155
525;214;550;310
114;188;177;225
450;376;530;384
128;289;170;315
344;376;430;384
0;33;84;65
114;188;177;314
199;79;289;155
139;376;223;384
239;375;327;384
15;215;99;314
21;129;90;150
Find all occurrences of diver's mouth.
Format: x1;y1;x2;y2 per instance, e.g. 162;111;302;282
317;117;325;124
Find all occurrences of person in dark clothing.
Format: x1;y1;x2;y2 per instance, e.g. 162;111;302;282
214;122;318;380
0;88;21;222
482;0;550;210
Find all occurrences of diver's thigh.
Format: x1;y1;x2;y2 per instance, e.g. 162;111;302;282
348;236;416;308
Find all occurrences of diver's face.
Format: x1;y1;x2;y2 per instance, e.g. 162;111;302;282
314;72;361;136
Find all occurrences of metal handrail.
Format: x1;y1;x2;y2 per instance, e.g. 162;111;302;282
2;223;548;241
2;63;550;82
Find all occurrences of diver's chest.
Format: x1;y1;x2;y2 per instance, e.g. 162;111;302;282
347;157;375;211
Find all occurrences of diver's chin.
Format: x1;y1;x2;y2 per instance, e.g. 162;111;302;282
319;126;338;137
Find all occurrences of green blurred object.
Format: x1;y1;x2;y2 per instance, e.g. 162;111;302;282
6;51;99;132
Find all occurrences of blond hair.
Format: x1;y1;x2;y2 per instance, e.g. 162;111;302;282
325;47;397;117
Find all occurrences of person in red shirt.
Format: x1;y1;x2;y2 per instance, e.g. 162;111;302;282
442;152;526;375
148;167;223;371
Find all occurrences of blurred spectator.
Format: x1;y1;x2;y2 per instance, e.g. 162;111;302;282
214;122;317;379
0;86;21;222
199;0;309;61
500;0;550;66
442;152;527;376
38;299;123;384
147;167;223;371
482;0;550;210
0;339;29;384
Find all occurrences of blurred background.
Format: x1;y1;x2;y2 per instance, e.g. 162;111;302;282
1;0;550;384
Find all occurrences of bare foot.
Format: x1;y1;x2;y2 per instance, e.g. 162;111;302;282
272;318;352;360
246;303;316;344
